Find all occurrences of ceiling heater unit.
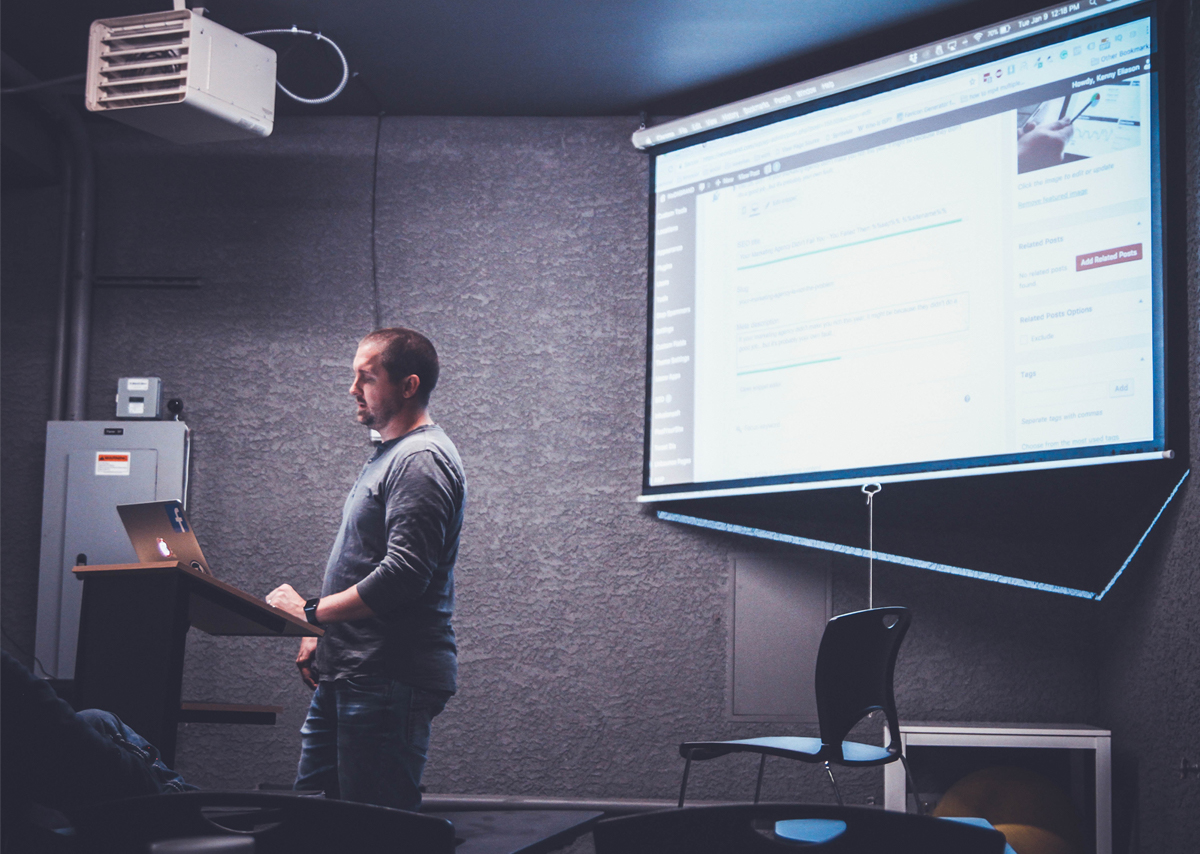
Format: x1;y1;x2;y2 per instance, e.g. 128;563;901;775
85;7;276;143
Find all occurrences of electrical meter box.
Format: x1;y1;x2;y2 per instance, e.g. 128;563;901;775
116;376;163;419
35;420;190;679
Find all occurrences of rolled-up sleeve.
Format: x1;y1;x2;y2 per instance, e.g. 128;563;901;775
355;450;458;615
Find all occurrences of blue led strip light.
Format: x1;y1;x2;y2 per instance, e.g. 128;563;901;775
659;469;1190;599
657;510;1098;598
1096;468;1191;600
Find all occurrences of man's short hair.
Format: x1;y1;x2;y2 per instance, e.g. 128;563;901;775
360;328;440;405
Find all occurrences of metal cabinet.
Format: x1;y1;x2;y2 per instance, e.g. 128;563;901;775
35;420;189;679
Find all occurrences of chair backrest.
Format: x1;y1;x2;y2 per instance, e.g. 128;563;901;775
814;606;911;759
593;803;1006;854
71;791;456;854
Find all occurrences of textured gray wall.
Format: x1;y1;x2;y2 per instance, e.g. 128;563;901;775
0;181;61;658
1094;6;1200;851
0;47;1196;842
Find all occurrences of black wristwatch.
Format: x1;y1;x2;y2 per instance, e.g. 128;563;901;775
304;597;322;626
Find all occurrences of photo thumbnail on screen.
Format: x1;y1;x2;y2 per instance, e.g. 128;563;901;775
1017;79;1143;174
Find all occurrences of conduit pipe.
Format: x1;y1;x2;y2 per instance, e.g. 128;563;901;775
50;147;74;421
1;54;95;420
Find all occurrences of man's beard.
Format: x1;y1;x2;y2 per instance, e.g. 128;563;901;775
355;403;377;427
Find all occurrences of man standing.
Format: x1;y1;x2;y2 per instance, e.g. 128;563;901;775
266;328;466;811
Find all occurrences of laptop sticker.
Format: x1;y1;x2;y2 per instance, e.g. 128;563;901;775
165;501;189;534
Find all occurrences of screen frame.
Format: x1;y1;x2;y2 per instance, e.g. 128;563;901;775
641;0;1178;502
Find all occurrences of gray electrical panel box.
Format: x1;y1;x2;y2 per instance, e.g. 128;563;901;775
35;420;190;679
116;376;163;419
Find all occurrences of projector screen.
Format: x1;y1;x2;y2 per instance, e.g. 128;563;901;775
642;0;1167;501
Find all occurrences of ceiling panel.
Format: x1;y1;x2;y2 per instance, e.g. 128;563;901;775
1;0;1048;117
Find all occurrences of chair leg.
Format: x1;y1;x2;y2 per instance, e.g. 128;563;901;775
899;753;920;814
753;754;766;804
823;761;844;806
678;756;692;808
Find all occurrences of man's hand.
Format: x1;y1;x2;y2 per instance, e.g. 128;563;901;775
265;583;306;620
296;636;319;690
266;582;376;626
1017;118;1074;172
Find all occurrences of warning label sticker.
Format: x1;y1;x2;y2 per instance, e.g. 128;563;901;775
95;452;131;476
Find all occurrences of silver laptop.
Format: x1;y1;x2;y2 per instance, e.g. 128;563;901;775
117;500;212;575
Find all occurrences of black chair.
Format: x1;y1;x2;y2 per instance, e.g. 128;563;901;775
71;791;456;854
678;606;914;807
594;803;1007;854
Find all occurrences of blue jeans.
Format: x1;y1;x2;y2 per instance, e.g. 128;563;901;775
76;709;198;794
293;676;449;811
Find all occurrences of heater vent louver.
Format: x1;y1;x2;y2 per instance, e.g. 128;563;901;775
85;9;275;143
88;11;191;111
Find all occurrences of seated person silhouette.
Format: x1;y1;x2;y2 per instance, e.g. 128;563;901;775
1;649;196;851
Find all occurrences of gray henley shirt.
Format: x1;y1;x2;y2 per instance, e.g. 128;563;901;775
315;423;465;694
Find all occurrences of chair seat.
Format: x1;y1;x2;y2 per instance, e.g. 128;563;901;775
774;818;848;843
596;804;1010;854
682;736;893;765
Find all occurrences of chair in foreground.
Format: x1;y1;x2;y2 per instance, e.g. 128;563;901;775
594;803;1007;854
678;606;914;807
71;791;456;854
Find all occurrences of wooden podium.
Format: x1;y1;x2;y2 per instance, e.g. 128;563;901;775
72;561;322;766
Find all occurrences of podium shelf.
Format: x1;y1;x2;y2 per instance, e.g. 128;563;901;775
179;702;283;725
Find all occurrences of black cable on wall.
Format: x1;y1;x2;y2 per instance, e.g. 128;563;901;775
370;114;382;330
